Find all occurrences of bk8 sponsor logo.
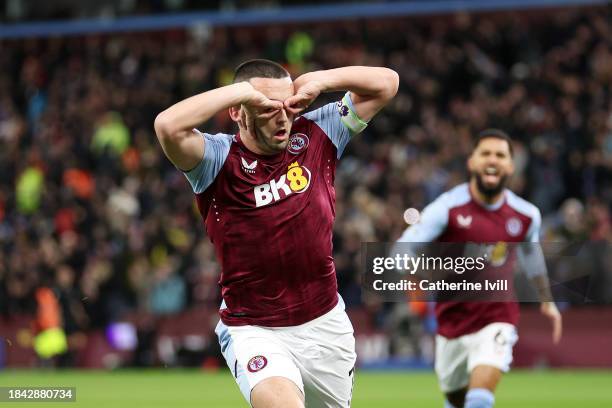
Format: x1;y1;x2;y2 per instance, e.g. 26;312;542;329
253;161;311;207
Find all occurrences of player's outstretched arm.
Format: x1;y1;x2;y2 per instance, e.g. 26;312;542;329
285;66;399;121
154;82;283;171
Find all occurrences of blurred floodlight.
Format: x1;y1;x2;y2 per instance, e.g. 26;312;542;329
403;208;421;225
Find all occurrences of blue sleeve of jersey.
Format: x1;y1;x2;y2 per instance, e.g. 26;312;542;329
397;195;449;243
525;208;542;243
302;92;360;159
517;208;548;277
183;131;232;194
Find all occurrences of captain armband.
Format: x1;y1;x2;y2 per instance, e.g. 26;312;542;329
336;93;368;134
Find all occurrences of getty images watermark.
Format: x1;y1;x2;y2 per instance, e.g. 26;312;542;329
361;241;612;303
371;252;508;293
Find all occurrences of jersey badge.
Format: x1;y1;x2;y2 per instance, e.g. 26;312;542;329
287;133;309;155
506;217;523;236
247;355;268;372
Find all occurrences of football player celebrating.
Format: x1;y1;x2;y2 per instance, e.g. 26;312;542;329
396;129;562;408
155;59;398;407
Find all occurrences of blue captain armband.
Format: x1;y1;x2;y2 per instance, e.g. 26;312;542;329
337;92;368;134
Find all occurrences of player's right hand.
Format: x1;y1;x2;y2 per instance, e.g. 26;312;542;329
241;89;284;137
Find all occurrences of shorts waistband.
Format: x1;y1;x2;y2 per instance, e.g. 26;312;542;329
253;294;345;331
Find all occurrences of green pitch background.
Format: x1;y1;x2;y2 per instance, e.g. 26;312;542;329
1;369;610;407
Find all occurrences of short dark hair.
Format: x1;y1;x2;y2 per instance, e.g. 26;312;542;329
233;59;290;83
473;128;514;156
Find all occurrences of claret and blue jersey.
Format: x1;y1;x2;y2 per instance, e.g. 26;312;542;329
397;183;544;338
184;94;360;327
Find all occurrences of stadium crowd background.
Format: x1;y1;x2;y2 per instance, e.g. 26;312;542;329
0;4;611;365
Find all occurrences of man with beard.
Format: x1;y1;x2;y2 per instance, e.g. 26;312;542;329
396;129;562;408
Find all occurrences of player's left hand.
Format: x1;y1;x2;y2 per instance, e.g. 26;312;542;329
284;77;324;115
540;302;562;344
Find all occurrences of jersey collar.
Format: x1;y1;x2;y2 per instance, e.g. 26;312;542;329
469;183;506;211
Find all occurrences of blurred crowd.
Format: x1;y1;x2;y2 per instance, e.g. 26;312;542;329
1;0;374;23
1;7;611;343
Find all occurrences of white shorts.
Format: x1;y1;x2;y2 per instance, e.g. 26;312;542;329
434;322;518;393
215;297;356;407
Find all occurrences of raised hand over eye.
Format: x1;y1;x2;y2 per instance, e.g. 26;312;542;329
243;89;284;118
240;89;284;137
284;79;323;115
